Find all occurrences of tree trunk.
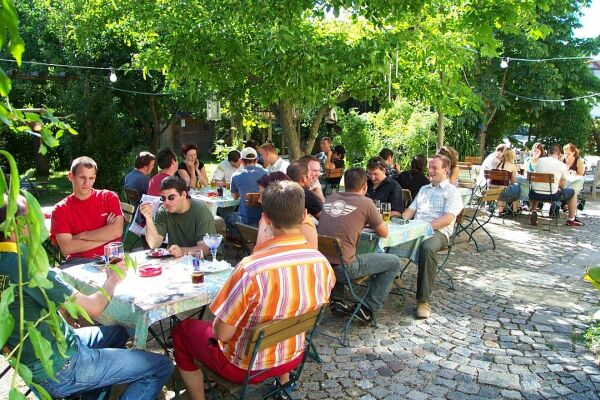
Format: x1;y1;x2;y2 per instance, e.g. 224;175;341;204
33;136;50;177
149;96;161;153
478;127;487;158
230;112;245;145
477;68;508;157
436;109;444;150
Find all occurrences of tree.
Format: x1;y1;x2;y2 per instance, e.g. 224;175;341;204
48;0;552;159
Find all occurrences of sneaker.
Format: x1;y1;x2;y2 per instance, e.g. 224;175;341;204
416;302;431;319
354;304;373;325
566;219;584;227
330;300;351;318
496;209;510;217
529;210;538;226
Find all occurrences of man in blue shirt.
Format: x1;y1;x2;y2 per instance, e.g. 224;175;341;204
123;151;155;200
226;147;267;235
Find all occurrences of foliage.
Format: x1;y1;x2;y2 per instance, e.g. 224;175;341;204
334;109;378;166
212;138;241;162
582;321;600;354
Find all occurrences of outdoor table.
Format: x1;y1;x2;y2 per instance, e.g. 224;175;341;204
358;219;434;262
516;174;585;201
60;250;233;349
189;187;240;216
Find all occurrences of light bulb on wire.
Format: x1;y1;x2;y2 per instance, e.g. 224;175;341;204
500;57;509;69
109;68;117;83
561;101;565;107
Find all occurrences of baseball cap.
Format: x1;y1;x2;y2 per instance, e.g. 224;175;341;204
241;147;257;160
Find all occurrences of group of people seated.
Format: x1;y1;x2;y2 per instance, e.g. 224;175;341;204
475;142;585;227
4;136;471;398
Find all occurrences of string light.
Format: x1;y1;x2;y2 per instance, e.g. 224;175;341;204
109;68;117;83
500;57;509;69
502;88;600;103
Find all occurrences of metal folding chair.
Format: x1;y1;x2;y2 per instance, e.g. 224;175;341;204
457;187;502;251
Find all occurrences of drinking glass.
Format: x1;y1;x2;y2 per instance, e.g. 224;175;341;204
372;199;381;212
203;234;223;266
188;250;204;284
381;203;391;223
104;242;124;265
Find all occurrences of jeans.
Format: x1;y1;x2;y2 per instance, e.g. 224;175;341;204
225;212;260;237
331;253;401;312
499;183;521;203
416;231;448;302
38;325;173;400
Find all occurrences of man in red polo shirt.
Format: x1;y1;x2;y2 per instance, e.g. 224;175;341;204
51;156;124;266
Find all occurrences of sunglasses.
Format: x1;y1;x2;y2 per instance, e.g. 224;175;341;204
160;193;180;202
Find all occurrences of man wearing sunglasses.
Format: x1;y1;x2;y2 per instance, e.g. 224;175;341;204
141;176;216;257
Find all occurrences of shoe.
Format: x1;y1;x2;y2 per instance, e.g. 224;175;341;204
496;209;510;217
529;210;538;226
416;302;431;319
354;304;373;325
566;219;584;227
574;217;585;225
330;300;351;318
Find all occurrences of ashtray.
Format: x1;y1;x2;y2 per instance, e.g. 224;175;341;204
206;192;218;197
138;265;162;277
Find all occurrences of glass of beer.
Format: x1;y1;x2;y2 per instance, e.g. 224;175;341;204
104;242;124;265
225;181;231;190
381;203;391;223
210;179;217;188
188;250;204;284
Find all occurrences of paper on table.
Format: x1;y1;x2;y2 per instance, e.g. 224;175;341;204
129;194;161;236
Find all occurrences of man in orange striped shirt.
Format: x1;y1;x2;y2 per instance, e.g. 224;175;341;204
173;181;335;400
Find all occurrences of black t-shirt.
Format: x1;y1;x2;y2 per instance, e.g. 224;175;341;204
177;161;205;178
304;188;323;217
366;176;404;212
396;171;430;200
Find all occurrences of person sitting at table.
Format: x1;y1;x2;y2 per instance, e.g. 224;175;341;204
141;175;216;257
366;156;404;216
299;155;326;202
178;143;209;188
402;154;463;319
211;149;242;183
147;147;178;196
324;144;345;169
317;168;401;324
255;172;318;249
51;156;124;267
522;142;544;175
378;148;400;179
2;195;173;399
259;142;290;173
124;151;155;200
226;147;268;235
563;143;585;176
437;146;460;185
492;148;522;216
529;144;583;227
396;155;430;200
476;143;506;186
172;180;335;400
287;161;323;219
315;136;332;173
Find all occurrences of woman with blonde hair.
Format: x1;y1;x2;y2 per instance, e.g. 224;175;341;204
495;148;521;216
437;146;459;185
563;143;585;176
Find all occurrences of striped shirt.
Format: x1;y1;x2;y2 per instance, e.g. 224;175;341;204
409;179;463;240
210;234;335;370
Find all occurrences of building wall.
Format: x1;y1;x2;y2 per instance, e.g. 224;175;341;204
166;116;216;158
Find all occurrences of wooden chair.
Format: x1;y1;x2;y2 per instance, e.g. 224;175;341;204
464;156;482;165
527;172;560;229
323;168;343;194
195;307;325;400
401;188;412;210
123;187;141;206
317;235;375;347
484;169;510;188
245;193;261;208
457;187;502;252
235;222;258;257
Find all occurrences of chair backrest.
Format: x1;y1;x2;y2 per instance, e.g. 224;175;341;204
236;222;259;255
401;188;412;210
457;162;473;168
527;172;554;184
124;187;141;206
245;306;323;356
120;202;135;224
480;187;503;203
317;235;344;267
245;192;261;207
465;156;482;164
484;169;511;186
324;168;343;180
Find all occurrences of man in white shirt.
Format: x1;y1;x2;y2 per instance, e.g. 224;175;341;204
476;144;506;186
529;144;582;227
402;155;463;319
259;143;290;173
211;150;241;182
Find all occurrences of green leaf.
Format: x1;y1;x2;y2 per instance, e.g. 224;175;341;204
0;68;12;96
8;357;33;384
62;299;94;325
26;323;56;380
30;383;53;400
0;284;15;349
8;388;27;400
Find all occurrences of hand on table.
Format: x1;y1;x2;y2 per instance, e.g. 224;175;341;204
168;244;184;258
